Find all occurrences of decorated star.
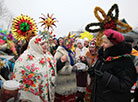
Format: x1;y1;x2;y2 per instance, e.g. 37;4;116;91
39;13;58;31
11;14;38;41
85;4;132;47
79;31;93;41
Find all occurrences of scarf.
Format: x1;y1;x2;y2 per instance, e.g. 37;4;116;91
103;53;130;62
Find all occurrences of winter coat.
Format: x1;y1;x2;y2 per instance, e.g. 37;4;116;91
91;42;137;102
54;46;77;95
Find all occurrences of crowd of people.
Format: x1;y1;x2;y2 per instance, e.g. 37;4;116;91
0;3;138;102
0;28;138;102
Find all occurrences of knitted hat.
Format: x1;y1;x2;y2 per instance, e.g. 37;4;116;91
104;29;124;45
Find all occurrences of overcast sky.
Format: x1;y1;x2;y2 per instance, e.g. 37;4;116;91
4;0;138;37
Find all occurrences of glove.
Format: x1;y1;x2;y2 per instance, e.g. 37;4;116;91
88;68;104;78
88;67;95;77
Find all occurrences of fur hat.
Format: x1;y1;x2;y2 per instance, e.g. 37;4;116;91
104;29;124;45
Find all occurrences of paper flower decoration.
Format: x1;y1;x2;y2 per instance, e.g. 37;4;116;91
79;31;93;41
39;13;58;31
11;14;38;41
0;28;17;55
85;4;132;47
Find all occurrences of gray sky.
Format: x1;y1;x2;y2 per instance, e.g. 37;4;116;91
4;0;138;37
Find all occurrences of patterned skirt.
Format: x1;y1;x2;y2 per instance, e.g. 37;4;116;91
84;86;92;102
76;71;87;99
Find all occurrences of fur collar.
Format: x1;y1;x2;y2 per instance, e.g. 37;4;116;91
99;42;132;58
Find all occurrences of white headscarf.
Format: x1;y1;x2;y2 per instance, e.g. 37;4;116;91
84;37;89;41
28;35;46;57
76;39;84;46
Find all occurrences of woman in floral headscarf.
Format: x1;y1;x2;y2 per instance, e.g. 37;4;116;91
13;34;56;102
54;37;77;102
84;38;99;102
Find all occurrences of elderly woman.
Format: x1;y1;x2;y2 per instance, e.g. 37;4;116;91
13;34;56;102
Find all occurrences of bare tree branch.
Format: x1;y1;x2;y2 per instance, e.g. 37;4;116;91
0;0;13;30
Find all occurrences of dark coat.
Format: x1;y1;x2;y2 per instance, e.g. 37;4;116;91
91;42;137;102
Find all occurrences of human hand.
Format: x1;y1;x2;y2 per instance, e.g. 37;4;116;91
72;65;78;72
61;55;67;62
88;67;95;77
88;68;104;78
81;56;86;61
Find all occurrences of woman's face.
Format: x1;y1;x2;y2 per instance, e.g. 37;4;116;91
89;46;97;55
59;39;63;46
102;37;113;51
54;39;57;45
49;38;53;44
77;42;83;49
89;46;95;52
40;42;47;51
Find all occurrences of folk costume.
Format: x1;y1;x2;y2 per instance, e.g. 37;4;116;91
13;34;56;102
75;39;89;102
54;35;77;102
84;38;98;102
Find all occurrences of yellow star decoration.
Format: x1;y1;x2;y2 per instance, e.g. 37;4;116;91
79;31;93;41
11;14;38;41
